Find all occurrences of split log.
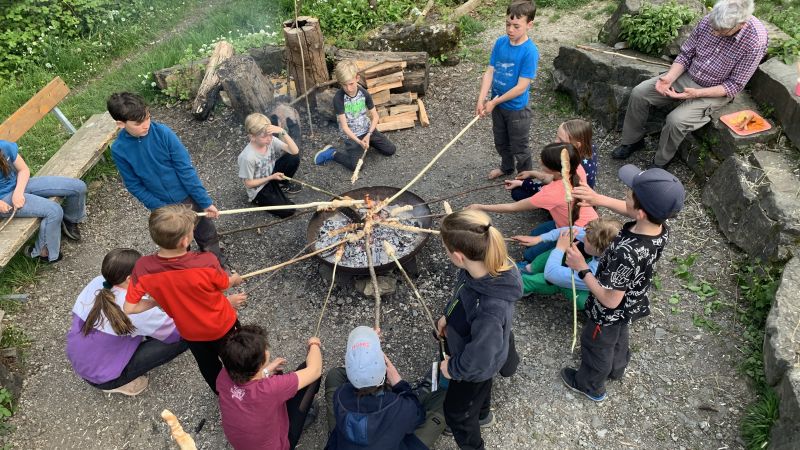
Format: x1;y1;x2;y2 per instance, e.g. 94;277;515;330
389;92;415;105
371;89;391;105
358;61;407;79
377;120;415;132
451;0;484;20
217;55;275;121
377;107;390;118
368;81;403;95
333;49;429;95
417;99;429;127
192;41;235;120
389;104;418;115
379;111;417;124
365;71;404;88
153;62;205;100
283;17;329;102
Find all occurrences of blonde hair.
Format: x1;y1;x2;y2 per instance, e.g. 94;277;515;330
560;119;593;161
244;113;271;136
440;210;513;276
584;217;622;253
334;60;359;85
149;204;197;250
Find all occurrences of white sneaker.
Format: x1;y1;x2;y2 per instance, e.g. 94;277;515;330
103;376;149;396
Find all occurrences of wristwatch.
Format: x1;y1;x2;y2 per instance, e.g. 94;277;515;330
578;269;591;279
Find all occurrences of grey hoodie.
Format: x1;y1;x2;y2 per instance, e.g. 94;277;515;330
444;266;523;382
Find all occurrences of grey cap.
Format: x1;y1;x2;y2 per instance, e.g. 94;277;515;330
618;165;685;221
345;326;386;389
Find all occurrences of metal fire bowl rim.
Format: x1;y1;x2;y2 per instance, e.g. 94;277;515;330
306;185;433;274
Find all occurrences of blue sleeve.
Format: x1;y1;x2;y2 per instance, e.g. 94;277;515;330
543;248;589;291
111;143;166;210
391;381;426;431
538;226;585;242
1;140;18;162
163;126;213;209
518;43;538;80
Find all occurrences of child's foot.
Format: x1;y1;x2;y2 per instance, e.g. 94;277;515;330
280;181;303;194
26;246;63;264
102;375;149;396
314;145;336;165
443;411;495;436
61;220;82;241
516;261;533;275
487;168;504;179
560;368;607;402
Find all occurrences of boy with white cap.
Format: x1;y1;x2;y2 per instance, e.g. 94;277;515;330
560;165;685;402
324;326;445;449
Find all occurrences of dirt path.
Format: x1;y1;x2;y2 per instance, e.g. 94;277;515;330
7;3;753;449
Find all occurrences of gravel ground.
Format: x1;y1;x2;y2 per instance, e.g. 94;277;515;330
7;3;754;449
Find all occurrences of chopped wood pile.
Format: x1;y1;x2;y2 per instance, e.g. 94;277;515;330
355;60;430;132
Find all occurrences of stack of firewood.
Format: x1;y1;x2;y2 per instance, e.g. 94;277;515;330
354;60;430;132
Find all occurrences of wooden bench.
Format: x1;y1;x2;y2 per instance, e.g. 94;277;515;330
0;77;118;269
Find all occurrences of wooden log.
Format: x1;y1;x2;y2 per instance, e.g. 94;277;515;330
368;81;403;95
192;41;234;120
389;104;418;115
389;92;415;105
379;111;418;124
217;55;275;122
334;49;429;95
371;89;391;105
377;107;390;118
417;99;430;127
365;71;404;88
377;120;415;132
283;17;329;102
451;0;484;20
359;61;407;79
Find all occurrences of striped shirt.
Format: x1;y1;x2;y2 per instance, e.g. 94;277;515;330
674;15;768;97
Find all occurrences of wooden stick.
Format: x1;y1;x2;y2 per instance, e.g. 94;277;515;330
364;229;383;329
244;239;319;295
442;201;453;215
197;199;364;216
0;208;17;234
241;240;344;279
282;175;343;199
415;182;503;207
560;148;578;353
219;210;312;236
380;114;484;211
351;146;368;184
383;242;438;335
315;245;345;336
161;410;197;450
576;45;672;68
375;221;440;235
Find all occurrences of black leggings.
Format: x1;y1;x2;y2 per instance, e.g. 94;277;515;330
286;363;321;449
185;321;240;394
90;338;188;390
333;130;396;171
252;153;301;219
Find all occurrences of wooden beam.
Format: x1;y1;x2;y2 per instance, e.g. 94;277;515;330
376;120;415;132
417;99;430;127
0;77;70;143
379;111;418;124
389;92;415;105
389;104;419;115
377;107;390;118
372;89;391;105
367;81;403;95
366;71;404;88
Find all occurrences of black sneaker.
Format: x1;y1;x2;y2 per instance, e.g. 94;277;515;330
611;140;645;160
61;220;82;241
560;367;607;402
443;411;495;436
280;181;302;194
26;246;63;264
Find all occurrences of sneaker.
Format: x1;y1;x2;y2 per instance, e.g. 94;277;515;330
61;220;82;241
560;367;607;402
314;145;336;165
280;181;303;194
26;246;63;264
516;261;533;275
443;412;495;436
611;140;645;160
103;375;149;396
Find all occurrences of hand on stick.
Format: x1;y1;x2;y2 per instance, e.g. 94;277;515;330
0;200;11;214
439;356;451;379
436;315;447;338
269;172;286;182
555;228;577;251
572;181;600;207
228;292;247;308
504;179;523;190
11;192;25;209
204;204;220;219
565;243;590;272
512;235;541;247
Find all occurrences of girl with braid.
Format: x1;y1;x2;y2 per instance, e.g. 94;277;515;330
66;248;187;396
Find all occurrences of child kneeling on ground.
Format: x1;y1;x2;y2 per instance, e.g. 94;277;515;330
314;60;396;171
519;217;621;310
324;326;446;450
218;325;322;450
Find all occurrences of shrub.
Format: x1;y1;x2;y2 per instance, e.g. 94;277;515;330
619;2;698;56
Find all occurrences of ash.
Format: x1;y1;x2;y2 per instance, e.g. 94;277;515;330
315;210;425;268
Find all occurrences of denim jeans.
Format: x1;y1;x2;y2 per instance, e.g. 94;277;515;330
523;220;557;262
0;176;86;261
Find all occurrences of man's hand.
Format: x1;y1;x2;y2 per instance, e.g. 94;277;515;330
572;181;600;207
437;315;447;338
0;200;11;214
565;243;590;272
11;192;25;209
439;356;451;379
512;235;541;247
204;205;220;219
665;86;700;100
555;228;576;251
504;179;523;190
266;357;287;375
655;76;673;96
228;292;247;308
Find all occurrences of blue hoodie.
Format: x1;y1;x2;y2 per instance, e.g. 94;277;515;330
444;266;523;382
110;121;212;210
325;380;427;450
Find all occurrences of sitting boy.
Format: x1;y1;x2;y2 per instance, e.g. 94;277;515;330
218;325;322;450
314;60;396;171
561;165;685;402
107;92;227;266
324;326;445;450
238;113;301;218
520;217;621;310
123;204;246;393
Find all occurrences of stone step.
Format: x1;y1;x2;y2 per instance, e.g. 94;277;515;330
749;58;800;151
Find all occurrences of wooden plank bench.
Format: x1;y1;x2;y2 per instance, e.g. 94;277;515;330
0;77;118;269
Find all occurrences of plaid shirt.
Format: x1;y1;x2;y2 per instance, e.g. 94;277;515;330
674;15;768;97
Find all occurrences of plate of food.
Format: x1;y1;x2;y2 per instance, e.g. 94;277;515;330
720;110;771;136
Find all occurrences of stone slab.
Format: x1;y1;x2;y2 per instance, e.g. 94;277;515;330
749;58;800;150
764;257;800;388
770;368;800;450
358;23;460;58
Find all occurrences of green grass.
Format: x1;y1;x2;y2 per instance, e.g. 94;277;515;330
0;0;284;174
742;388;780;449
536;0;594;9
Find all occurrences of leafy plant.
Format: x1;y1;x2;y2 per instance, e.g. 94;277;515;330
619;2;698;56
684;280;718;301
672;253;697;281
0;389;12;419
691;313;720;331
458;15;486;38
741;387;780;450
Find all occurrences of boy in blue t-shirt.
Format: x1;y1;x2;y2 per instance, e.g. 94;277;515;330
476;0;539;179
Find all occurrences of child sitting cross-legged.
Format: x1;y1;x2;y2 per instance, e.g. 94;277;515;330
218;325;322;450
520;217;621;310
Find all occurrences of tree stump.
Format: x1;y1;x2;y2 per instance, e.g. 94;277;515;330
217;55;275;121
283;17;329;106
192;41;234;120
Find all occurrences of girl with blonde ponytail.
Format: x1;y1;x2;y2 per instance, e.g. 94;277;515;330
437;210;523;449
66;248;188;396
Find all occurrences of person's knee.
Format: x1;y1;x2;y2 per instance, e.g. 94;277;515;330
324;367;347;390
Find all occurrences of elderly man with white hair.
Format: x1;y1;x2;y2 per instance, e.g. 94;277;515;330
612;0;768;168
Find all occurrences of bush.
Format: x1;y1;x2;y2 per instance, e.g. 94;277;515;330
619;2;698;56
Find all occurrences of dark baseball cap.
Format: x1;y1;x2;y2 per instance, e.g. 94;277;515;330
618;165;685;221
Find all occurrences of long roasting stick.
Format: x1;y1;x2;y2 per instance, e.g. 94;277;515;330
375;221;441;235
219;210;313;236
351;147;368;184
161;410;197;450
380;114;484;211
415;182;504;207
560;147;579;353
315;245;345;336
241;239;346;279
281;175;344;199
197;199;365;217
364;226;383;329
